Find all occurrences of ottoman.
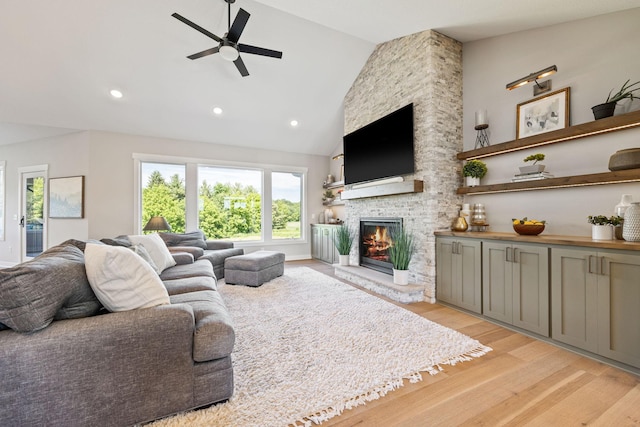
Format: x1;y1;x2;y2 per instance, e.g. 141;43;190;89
224;251;285;287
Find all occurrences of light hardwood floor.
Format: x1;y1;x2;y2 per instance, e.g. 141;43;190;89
288;260;640;427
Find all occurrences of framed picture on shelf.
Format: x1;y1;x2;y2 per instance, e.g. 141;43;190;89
516;87;570;139
49;176;85;218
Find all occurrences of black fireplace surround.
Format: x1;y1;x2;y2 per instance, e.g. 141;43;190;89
359;217;402;275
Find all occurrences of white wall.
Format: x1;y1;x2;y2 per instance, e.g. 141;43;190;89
0;132;90;264
462;8;640;235
0;130;329;264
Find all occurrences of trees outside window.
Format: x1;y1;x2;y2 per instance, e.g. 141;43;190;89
272;172;302;239
137;158;305;242
141;163;186;233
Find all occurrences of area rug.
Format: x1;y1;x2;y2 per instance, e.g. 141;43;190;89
151;267;491;427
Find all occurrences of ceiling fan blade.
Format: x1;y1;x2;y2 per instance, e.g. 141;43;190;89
227;8;250;44
172;13;222;43
239;44;283;59
187;46;220;60
234;56;249;77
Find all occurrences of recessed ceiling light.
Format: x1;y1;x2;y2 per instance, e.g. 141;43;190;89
212;107;223;115
290;120;299;127
109;89;123;99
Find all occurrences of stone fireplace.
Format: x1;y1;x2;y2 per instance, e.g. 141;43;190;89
341;29;463;303
359;217;401;275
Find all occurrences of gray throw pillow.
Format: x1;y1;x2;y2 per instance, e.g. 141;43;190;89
0;245;102;333
159;230;208;249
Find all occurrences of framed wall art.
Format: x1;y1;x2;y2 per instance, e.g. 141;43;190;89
49;175;85;218
516;87;570;139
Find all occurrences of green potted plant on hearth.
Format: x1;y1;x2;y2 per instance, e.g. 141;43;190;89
333;224;355;266
462;159;488;187
388;226;415;285
587;215;623;240
592;79;640;120
520;153;546;174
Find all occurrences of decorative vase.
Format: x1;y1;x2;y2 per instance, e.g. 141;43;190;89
451;216;468;232
338;254;350;266
591;224;613;240
465;176;480;187
614;194;633;217
622;202;640;242
591;102;616;120
392;269;409;285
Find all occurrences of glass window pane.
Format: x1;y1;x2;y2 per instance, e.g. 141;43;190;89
141;162;186;233
272;172;302;240
198;166;262;241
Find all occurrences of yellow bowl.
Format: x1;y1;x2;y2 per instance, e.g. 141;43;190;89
513;223;545;236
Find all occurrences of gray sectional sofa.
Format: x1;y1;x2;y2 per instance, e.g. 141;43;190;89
0;232;243;426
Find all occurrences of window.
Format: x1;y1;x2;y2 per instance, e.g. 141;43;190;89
140;162;186;233
198;166;262;241
135;155;306;244
272;172;302;239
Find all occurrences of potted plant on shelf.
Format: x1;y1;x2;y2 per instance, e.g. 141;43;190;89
520;153;546;174
592;79;640;120
388;226;415;285
333;224;355;266
462;159;488;187
322;189;334;204
587;215;623;240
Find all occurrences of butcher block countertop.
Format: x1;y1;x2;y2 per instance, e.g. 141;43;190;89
434;231;640;251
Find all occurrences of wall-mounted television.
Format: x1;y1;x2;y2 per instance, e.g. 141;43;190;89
343;104;414;185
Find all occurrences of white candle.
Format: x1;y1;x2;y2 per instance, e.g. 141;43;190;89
475;110;487;126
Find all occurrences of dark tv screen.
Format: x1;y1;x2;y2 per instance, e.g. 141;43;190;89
343;104;414;185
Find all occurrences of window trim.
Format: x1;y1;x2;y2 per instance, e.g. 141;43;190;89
133;153;307;245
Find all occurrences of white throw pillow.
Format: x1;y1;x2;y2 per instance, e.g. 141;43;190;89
84;243;170;312
127;233;176;273
128;244;160;274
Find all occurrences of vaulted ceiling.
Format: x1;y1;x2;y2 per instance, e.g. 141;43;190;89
1;0;638;155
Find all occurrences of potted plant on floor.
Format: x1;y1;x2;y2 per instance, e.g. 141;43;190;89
462;159;488;187
587;215;623;240
333;224;355;266
520;153;546;174
388;226;415;285
592;79;640;120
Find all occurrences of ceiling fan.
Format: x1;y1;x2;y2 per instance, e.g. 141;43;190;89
172;0;283;77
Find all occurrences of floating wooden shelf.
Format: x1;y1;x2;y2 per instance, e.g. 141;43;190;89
457;169;640;195
341;180;424;200
458;109;640;160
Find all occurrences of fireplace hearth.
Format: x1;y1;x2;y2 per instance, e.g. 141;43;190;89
359;218;402;275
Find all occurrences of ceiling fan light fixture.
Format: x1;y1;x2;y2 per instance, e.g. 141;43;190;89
219;44;239;61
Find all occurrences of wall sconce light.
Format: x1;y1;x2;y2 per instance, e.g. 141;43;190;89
506;65;557;96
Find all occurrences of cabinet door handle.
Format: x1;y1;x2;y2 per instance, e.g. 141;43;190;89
506;247;512;262
513;248;520;263
455;242;461;255
600;256;606;276
588;255;595;274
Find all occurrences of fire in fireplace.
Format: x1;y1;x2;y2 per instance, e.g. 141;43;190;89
359;218;402;275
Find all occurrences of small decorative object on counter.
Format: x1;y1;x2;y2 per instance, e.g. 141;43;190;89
451;215;468;232
468;203;489;231
588;215;622;240
512;217;546;235
622;203;640;242
614;194;633;217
